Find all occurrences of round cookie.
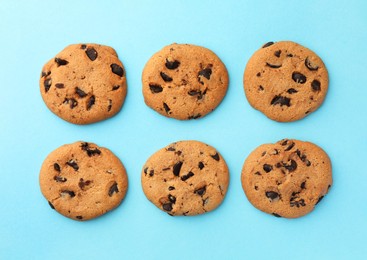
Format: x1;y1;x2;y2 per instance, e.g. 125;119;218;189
39;141;128;221
243;41;328;122
142;43;229;120
40;43;127;124
241;139;332;218
141;140;229;216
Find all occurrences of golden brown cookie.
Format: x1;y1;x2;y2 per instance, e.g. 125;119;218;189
243;41;328;122
141;140;229;216
241;139;332;218
40;43;127;124
142;43;229;120
39;141;128;221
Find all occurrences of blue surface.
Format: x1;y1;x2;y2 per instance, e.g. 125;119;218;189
1;0;366;259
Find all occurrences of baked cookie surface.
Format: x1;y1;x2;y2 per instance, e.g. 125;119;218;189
40;43;127;124
39;141;128;221
241;139;332;218
142;43;229;120
142;140;229;216
243;41;328;122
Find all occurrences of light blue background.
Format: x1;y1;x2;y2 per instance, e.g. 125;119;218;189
1;0;366;259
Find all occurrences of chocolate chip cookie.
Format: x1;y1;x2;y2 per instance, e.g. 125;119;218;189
39;141;128;221
243;41;328;122
142;43;229;120
241;139;332;218
40;43;127;124
141;140;229;216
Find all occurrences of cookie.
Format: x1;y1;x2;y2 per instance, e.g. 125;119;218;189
39;141;128;221
243;41;328;122
241;139;332;218
142;43;229;120
141;140;229;216
40;43;127;124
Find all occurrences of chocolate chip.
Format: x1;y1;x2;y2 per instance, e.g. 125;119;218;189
149;84;163;93
284;142;295;151
287;53;294;57
255;171;261;175
168;194;176;204
211;152;220;161
78;178;91;190
108;99;112;112
263;164;273;173
258;85;264;91
163;102;170;113
283;160;297;172
76;216;83;220
75;87;87;98
311;80;321;91
167;147;175;151
112;85;120;91
149;170;154;177
61;190;75;197
256;72;261;77
81;142;101;156
173;161;183;176
188;114;201;119
48;201;55;209
287;88;298;94
188;90;203;99
281;139;288;146
292;72;307;84
266;62;282;68
274;50;281;57
181;171;194;181
262;42;274;48
108;182;119;196
66;160;79;171
54;163;61;172
87;95;95;110
81;44;87;49
162;203;173;211
55;58;68;66
316;196;324;205
271;95;290;107
69;98;78;109
143;167;148;175
55;83;64;89
300;181;306;189
254;185;258;190
44;78;52;92
110;63;124;77
85;47;98;61
272;213;282;218
160;72;173;82
168;186;175;191
198;68;212;80
165;59;180;70
290;198;306;207
41;71;51;78
305;57;319;71
195;186;206;196
265;191;279;200
198;162;204;170
54;176;67;182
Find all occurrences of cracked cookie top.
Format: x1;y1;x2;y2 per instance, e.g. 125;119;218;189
141;140;229;216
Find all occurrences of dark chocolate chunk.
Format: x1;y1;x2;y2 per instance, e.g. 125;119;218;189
44;78;52;92
284;142;295;151
144;167;148;175
287;88;298;94
165;59;180;70
61;190;75;197
274;50;282;57
75;87;87;98
258;85;264;91
315;196;324;205
108;182;119;197
55;83;64;89
255;171;261;176
66;160;79;171
263;164;273;173
311;80;321;91
262;42;274;48
69;98;78;109
168;186;175;191
54;176;67;182
271;95;290;107
305;57;319;71
149;170;154;177
86;95;95;110
188;90;203;99
168;194;176;204
195;186;206;196
266;62;282;68
41;71;49;78
48;201;55;209
198;162;204;170
108;99;112;112
85;47;98;61
290;198;306;207
162;203;173;211
78;178;91;190
149;84;163;93
300;181;306;189
173;161;183;176
160;72;173;82
211;152;220;161
281;139;289;146
110;63;124;77
256;72;261;77
81;44;87;49
112;85;120;91
163;102;170;113
54;163;61;172
181;171;194;181
167;147;175;151
265;191;279;200
198;68;212;80
287;53;294;57
188;114;201;119
272;213;282;218
76;216;83;220
55;57;69;66
284;160;297;172
81;142;101;157
292;72;307;84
